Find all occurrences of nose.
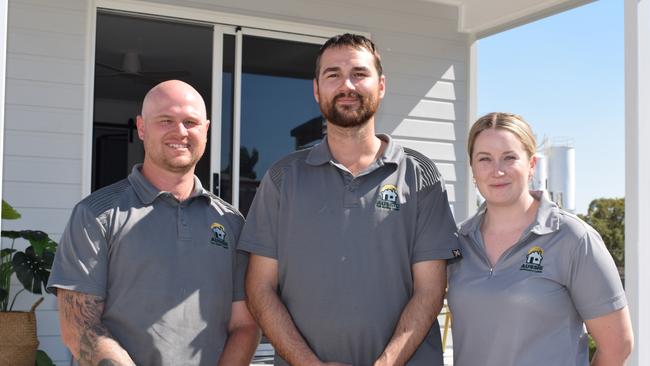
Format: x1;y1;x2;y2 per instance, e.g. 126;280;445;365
493;161;506;176
340;76;355;91
173;121;189;136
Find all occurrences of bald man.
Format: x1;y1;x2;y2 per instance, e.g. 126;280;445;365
49;80;260;366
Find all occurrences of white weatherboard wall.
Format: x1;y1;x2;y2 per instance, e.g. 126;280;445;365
4;0;88;364
2;0;470;363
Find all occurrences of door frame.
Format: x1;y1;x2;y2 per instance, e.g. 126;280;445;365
84;0;360;197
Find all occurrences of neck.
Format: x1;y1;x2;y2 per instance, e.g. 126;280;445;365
483;193;539;232
326;119;385;176
140;161;196;201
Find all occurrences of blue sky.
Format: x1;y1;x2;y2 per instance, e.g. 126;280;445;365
477;0;624;215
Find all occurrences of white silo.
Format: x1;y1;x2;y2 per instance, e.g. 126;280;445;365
545;142;575;212
531;152;548;191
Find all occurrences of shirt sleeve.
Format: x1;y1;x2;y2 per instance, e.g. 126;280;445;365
237;170;280;259
567;227;627;320
232;249;249;301
412;178;461;263
46;203;109;298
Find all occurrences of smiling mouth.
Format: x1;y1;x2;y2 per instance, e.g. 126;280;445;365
167;143;190;149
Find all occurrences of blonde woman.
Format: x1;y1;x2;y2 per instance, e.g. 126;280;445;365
447;112;633;366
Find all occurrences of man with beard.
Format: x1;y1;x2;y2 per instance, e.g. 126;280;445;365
48;80;260;366
239;34;460;365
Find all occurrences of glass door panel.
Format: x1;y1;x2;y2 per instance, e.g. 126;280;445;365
237;35;322;216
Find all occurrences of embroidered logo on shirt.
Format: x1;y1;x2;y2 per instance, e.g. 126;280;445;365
520;246;544;273
210;222;228;248
376;184;400;211
452;249;462;258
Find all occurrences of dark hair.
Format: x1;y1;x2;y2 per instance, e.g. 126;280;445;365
314;33;383;79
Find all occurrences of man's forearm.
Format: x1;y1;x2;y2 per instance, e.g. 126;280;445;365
375;260;447;366
375;292;443;366
218;323;261;366
247;285;321;365
58;289;135;366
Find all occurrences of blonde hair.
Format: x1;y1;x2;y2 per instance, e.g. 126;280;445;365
467;112;537;164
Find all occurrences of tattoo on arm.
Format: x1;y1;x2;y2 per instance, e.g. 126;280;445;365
97;360;118;366
59;290;121;366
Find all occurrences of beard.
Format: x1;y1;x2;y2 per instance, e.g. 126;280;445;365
319;91;379;128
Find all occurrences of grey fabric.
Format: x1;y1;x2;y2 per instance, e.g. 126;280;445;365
239;134;459;366
48;165;247;366
447;192;626;366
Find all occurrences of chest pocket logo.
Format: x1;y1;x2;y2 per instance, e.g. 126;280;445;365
210;222;229;249
520;246;544;273
376;184;400;211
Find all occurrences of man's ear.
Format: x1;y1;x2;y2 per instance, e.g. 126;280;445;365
313;78;320;104
136;115;145;141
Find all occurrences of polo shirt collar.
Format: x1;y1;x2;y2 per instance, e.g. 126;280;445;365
458;191;561;237
305;133;403;166
528;191;561;235
128;164;211;205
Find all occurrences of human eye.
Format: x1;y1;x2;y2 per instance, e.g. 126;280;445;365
353;71;369;78
183;120;199;128
478;156;490;162
504;154;518;161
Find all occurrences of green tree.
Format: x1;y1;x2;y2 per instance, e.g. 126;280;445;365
578;198;625;275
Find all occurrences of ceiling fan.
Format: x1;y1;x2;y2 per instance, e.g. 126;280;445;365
95;50;190;81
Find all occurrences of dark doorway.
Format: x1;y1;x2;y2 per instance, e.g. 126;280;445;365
92;12;213;191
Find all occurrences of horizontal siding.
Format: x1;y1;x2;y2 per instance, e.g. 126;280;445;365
7;27;85;60
437;162;457;182
2;181;82;209
381;95;457;121
7;53;85;84
4;156;83;184
5;79;85;109
392;119;456;141
393;138;457;161
387;76;466;101
5;130;83;159
383;53;464;80
5;105;85;133
1;207;70;236
9;0;86;35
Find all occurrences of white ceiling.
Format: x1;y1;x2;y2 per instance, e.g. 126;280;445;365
423;0;594;37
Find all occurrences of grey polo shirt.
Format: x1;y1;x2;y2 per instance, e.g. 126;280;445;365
447;192;626;366
239;134;459;366
48;165;247;366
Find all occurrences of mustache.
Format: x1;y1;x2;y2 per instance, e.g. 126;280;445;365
333;92;362;102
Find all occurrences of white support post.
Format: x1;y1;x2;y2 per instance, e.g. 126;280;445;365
624;0;650;364
0;0;7;230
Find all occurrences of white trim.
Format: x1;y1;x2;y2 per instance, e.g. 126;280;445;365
232;29;243;209
465;35;478;219
83;2;98;198
210;25;231;196
0;0;7;224
471;0;593;39
95;0;358;39
625;0;650;364
241;27;329;45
